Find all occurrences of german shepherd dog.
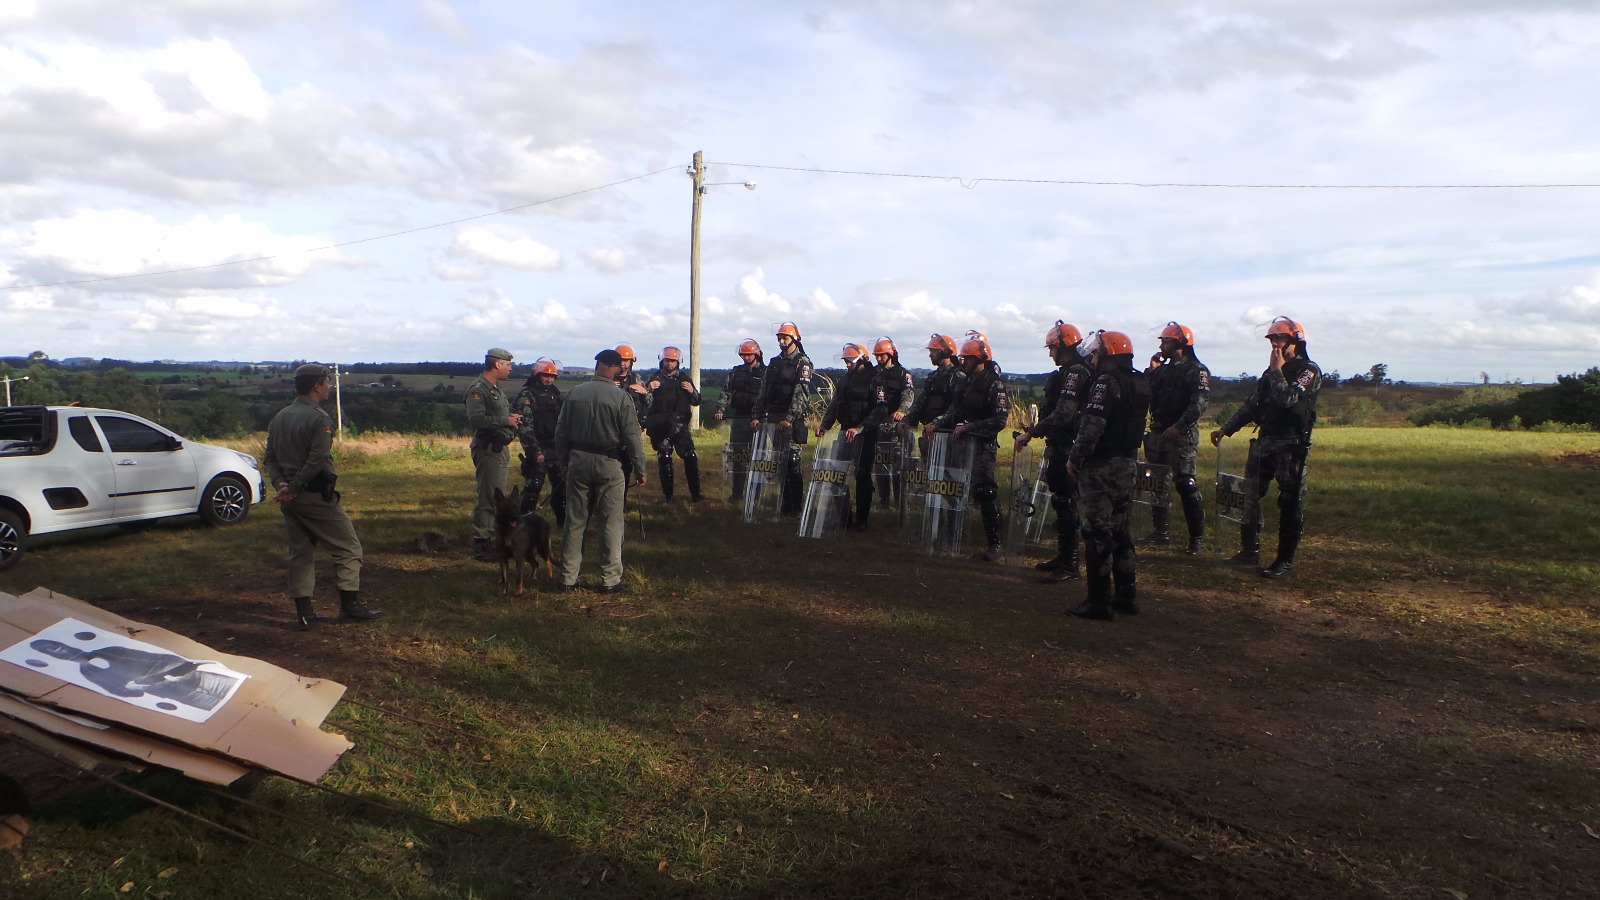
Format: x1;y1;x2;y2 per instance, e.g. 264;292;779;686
493;485;553;595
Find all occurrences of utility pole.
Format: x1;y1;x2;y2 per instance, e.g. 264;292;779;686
1;374;28;406
331;364;344;442
688;150;705;430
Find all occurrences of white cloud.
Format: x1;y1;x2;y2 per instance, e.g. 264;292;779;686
451;227;562;272
580;247;630;273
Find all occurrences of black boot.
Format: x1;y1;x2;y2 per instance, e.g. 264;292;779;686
293;597;323;630
1043;540;1081;583
1228;525;1260;566
1111;579;1140;615
659;456;675;501
849;491;870;532
1068;574;1114;620
1138;506;1171;546
551;485;567;528
338;590;383;622
685;456;703;502
1261;528;1301;579
979;493;1004;562
1181;490;1206;555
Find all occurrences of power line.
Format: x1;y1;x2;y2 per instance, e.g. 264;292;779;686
708;160;1600;191
3;165;681;291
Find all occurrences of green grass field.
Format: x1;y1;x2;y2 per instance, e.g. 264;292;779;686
2;427;1598;899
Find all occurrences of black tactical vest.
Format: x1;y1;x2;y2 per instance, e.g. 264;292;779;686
520;383;562;441
1257;357;1320;442
919;366;960;423
835;366;878;429
725;363;764;416
1093;367;1151;458
650;370;695;425
762;352;807;416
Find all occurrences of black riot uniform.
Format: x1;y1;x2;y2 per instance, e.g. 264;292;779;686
1217;348;1321;577
614;365;650;489
645;360;703;501
512;375;567;525
933;359;1010;556
1069;352;1151;619
1024;348;1094;580
752;340;814;516
906;361;966;455
819;357;885;528
1144;349;1211;552
715;355;765;501
867;355;916;511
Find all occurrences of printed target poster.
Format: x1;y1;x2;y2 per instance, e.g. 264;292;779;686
0;617;248;723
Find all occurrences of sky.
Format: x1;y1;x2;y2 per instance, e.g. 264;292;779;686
2;0;1599;383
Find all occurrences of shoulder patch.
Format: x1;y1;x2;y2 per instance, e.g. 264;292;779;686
467;390;482;401
1296;370;1316;390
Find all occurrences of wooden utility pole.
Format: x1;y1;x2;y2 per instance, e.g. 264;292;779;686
331;364;344;442
688;151;705;430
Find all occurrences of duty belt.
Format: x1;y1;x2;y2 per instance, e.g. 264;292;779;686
569;440;622;459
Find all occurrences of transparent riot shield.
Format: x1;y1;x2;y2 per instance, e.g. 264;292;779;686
872;434;902;511
722;441;750;482
920;432;974;556
1002;438;1039;563
1132;461;1172;520
799;433;854;539
898;433;928;538
1023;456;1055;543
1213;439;1255;542
742;424;786;524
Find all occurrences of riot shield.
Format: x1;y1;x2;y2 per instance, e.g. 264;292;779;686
920;432;974;556
872;434;902;511
1132;461;1172;519
722;440;750;482
1023;456;1054;544
742;424;786;524
1001;438;1040;563
898;433;928;537
799;433;854;539
1213;439;1255;537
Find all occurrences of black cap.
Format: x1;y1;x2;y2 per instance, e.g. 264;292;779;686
595;349;623;366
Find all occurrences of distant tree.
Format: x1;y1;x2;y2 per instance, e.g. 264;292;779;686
27;350;47;361
380;374;397;387
1323;370;1341;389
1366;363;1389;385
1480;372;1491;385
78;368;160;418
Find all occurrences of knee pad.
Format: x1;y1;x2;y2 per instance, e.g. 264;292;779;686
974;485;998;504
1176;475;1199;496
682;446;698;462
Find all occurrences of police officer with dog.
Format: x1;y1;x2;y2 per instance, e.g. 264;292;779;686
512;357;566;526
465;348;523;561
264;363;382;629
1067;331;1151;620
1211;316;1321;579
714;339;765;502
1143;322;1212;555
555;349;647;592
645;346;703;502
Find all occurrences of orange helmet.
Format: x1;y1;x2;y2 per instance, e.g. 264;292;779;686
872;337;897;357
1045;320;1083;348
1100;331;1134;356
532;357;559;376
660;346;682;363
775;322;802;341
1159;322;1194;346
1266;316;1305;341
614;343;636;362
737;338;761;356
926;333;958;356
959;330;992;362
840;343;869;364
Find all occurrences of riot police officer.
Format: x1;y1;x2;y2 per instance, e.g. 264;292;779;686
817;343;883;530
512;357;566;526
1067;331;1151;620
750;322;813;517
1143;322;1211;555
1015;321;1092;583
929;332;1010;561
645;346;703;502
714;339;765;502
866;337;916;512
1211;316;1322;579
905;334;965;457
614;343;649;489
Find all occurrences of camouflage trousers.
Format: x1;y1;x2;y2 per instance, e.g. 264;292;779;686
1143;428;1200;508
1078;456;1136;596
1244;439;1309;538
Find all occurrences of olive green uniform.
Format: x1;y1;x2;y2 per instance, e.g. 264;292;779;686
465;373;517;541
263;397;362;598
554;376;648;588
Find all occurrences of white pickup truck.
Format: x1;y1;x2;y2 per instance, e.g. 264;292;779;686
0;405;264;572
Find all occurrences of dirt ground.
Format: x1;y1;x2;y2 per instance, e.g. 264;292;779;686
5;526;1598;898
